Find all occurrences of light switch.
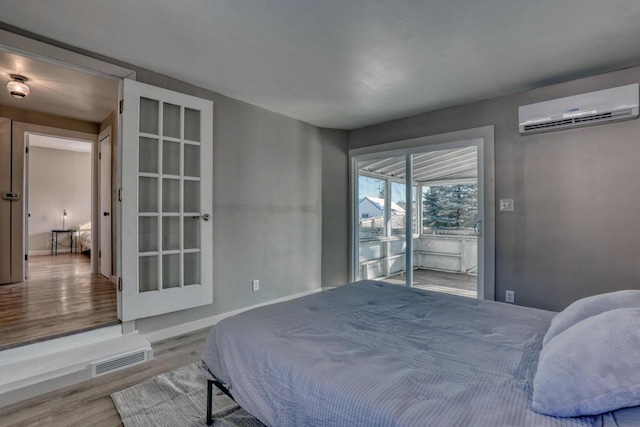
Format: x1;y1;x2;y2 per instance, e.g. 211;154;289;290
500;199;514;212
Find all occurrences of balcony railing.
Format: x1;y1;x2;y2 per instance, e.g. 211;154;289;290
359;233;477;281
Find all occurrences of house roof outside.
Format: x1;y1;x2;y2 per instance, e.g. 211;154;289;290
360;196;405;214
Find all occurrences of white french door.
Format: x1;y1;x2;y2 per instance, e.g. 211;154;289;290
121;79;213;321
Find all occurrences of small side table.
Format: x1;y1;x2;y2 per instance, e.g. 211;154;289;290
51;229;77;255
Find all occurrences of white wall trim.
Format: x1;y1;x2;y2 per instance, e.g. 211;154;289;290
143;288;323;344
0;29;135;81
28;250;53;256
0;325;122;367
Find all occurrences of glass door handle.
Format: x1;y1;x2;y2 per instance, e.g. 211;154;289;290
474;219;482;237
193;214;211;221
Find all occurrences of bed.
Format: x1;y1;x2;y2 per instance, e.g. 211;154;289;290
77;222;92;253
201;281;640;426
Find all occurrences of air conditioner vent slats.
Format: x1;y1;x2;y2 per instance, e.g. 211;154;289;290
522;108;635;133
524;118;573;131
92;351;147;377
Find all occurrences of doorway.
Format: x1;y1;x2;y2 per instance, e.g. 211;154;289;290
350;128;495;300
0;47;120;349
1;29;216;348
25;134;93;262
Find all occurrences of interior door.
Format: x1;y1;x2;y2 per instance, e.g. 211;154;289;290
121;79;213;321
99;131;112;278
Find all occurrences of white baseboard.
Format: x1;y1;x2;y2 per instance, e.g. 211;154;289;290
143;287;323;344
0;325;122;366
28;250;53;256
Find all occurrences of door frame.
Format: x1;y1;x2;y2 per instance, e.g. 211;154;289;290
349;126;495;301
20;125;98;272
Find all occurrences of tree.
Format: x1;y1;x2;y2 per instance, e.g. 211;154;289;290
423;184;478;231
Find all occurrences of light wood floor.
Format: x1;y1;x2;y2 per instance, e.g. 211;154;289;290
0;328;210;427
386;268;477;298
0;254;118;350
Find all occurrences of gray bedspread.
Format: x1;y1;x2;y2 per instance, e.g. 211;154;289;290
201;280;635;426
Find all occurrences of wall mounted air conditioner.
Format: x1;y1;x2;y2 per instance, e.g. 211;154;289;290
518;83;639;135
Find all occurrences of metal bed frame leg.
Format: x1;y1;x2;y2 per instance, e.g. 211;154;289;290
206;376;235;425
206;380;213;426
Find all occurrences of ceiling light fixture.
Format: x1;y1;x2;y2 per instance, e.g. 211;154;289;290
6;74;30;99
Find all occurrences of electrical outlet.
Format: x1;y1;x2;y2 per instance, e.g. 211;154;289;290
506;290;515;304
252;280;259;292
500;199;514;212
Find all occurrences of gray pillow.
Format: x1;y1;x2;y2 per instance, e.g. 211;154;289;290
532;308;640;417
543;290;640;346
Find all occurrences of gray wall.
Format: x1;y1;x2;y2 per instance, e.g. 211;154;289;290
350;66;640;312
320;129;349;286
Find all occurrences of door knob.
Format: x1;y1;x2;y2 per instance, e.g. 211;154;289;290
103;211;110;216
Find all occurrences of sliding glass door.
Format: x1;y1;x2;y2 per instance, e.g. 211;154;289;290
353;144;481;298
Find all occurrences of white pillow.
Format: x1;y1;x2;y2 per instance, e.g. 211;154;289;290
532;308;640;417
543;290;640;346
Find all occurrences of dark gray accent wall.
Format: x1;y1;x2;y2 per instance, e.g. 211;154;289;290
350;66;640;312
320;129;349;286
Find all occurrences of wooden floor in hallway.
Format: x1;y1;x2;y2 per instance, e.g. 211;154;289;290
0;253;118;350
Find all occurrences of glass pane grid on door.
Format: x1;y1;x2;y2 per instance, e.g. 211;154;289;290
137;97;202;293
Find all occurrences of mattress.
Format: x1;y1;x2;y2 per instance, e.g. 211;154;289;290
78;222;92;250
201;281;635;426
78;231;91;244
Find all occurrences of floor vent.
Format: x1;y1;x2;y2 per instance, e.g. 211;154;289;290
91;350;148;378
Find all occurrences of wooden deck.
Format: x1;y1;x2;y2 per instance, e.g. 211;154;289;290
385;268;477;298
0;253;118;350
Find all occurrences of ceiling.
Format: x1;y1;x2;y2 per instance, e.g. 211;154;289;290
0;50;118;123
359;147;477;185
29;134;92;153
1;0;640;129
